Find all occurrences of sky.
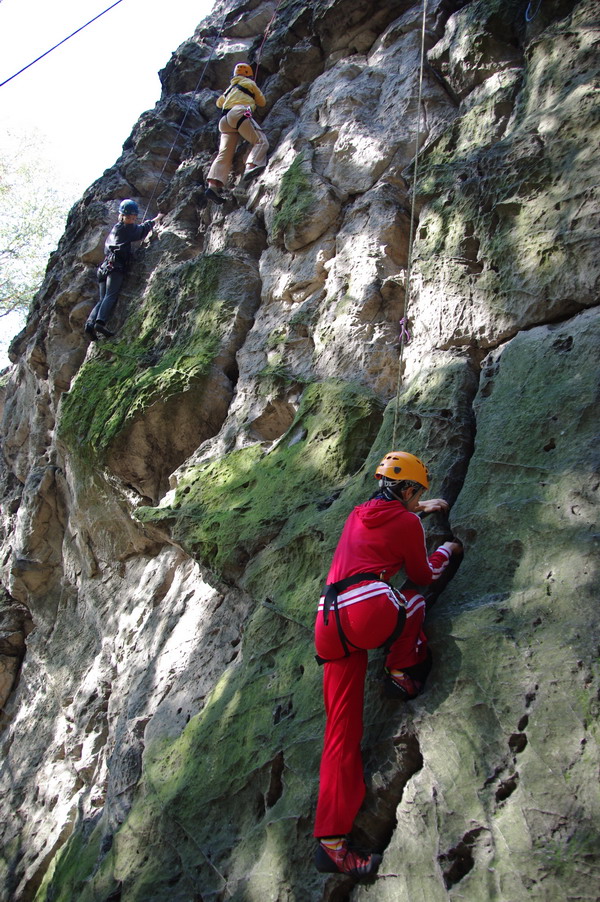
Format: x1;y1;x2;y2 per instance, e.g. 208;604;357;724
0;0;216;365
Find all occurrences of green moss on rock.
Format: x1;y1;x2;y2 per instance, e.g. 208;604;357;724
137;379;384;579
272;153;315;239
34;823;104;902
58;253;231;463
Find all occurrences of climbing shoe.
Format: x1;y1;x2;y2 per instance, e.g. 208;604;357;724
95;323;115;338
383;669;423;701
314;840;381;878
205;187;225;205
84;323;97;341
241;164;265;182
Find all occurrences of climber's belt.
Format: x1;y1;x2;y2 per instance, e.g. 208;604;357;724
321;573;382;625
235;108;253;129
316;573;406;665
222;108;253;130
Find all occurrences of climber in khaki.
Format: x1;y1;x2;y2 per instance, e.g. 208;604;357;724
313;451;464;878
205;62;268;204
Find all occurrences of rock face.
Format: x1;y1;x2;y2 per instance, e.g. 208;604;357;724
1;0;599;899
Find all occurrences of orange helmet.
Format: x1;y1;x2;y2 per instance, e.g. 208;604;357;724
233;63;254;78
374;451;429;489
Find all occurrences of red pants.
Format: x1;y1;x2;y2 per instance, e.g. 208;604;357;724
313;586;427;837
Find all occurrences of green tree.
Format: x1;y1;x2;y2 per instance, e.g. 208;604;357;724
0;129;76;320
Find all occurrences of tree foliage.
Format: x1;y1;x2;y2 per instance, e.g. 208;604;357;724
0;129;76;319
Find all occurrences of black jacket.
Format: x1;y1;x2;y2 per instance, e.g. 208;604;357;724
104;220;155;271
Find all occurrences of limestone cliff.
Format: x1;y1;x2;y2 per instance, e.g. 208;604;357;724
1;0;599;899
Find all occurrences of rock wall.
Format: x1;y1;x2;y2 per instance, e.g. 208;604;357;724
1;0;599;899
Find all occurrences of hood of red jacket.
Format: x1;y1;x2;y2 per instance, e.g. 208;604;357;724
355;497;408;528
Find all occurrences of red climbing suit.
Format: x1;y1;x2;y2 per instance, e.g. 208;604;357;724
313;497;451;838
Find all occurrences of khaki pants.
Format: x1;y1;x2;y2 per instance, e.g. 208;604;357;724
207;105;269;186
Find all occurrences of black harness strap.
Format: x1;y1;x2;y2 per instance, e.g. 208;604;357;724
219;110;252;131
381;589;407;653
316;573;406;665
321;572;381;625
235;110;252;129
224;82;255;100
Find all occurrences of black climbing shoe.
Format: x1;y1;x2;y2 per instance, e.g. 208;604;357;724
205;187;225;205
95;323;115;338
84;323;97;341
314;841;381;878
242;164;265;182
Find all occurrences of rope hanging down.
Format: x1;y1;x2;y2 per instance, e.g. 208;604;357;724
392;0;428;449
253;0;284;83
0;0;127;89
525;0;542;22
141;15;228;219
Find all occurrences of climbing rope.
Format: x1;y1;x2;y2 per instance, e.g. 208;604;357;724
141;13;227;219
253;0;284;83
0;0;127;88
262;598;313;633
392;0;428;448
525;0;542;22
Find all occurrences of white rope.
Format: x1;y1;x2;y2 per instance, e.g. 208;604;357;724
392;0;428;448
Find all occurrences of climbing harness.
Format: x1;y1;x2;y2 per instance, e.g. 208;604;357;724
392;0;428;448
315;574;407;664
235;108;254;129
97;251;117;281
222;81;256;103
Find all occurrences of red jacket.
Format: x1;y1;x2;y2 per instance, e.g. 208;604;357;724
326;497;449;586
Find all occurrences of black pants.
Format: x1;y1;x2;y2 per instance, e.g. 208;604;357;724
87;270;125;326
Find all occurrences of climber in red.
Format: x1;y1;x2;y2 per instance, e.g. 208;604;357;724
313;451;463;878
205;62;268;204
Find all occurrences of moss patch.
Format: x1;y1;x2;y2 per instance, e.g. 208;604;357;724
272;153;315;239
58;253;232;463
34;823;104;902
137;378;384;579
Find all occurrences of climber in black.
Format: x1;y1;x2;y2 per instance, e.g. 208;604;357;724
205;63;268;205
85;199;162;341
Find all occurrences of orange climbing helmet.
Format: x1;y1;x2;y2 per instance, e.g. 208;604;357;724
374;451;430;490
233;62;254;78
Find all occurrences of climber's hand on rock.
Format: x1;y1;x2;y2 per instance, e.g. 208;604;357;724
441;540;463;556
418;498;449;514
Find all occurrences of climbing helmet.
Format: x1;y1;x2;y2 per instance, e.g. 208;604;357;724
119;199;139;215
233;62;254;78
374;451;429;490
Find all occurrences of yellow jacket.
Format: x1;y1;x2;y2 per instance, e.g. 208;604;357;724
216;76;266;113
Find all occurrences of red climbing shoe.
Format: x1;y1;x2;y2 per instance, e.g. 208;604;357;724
314;840;381;878
383;669;423;700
